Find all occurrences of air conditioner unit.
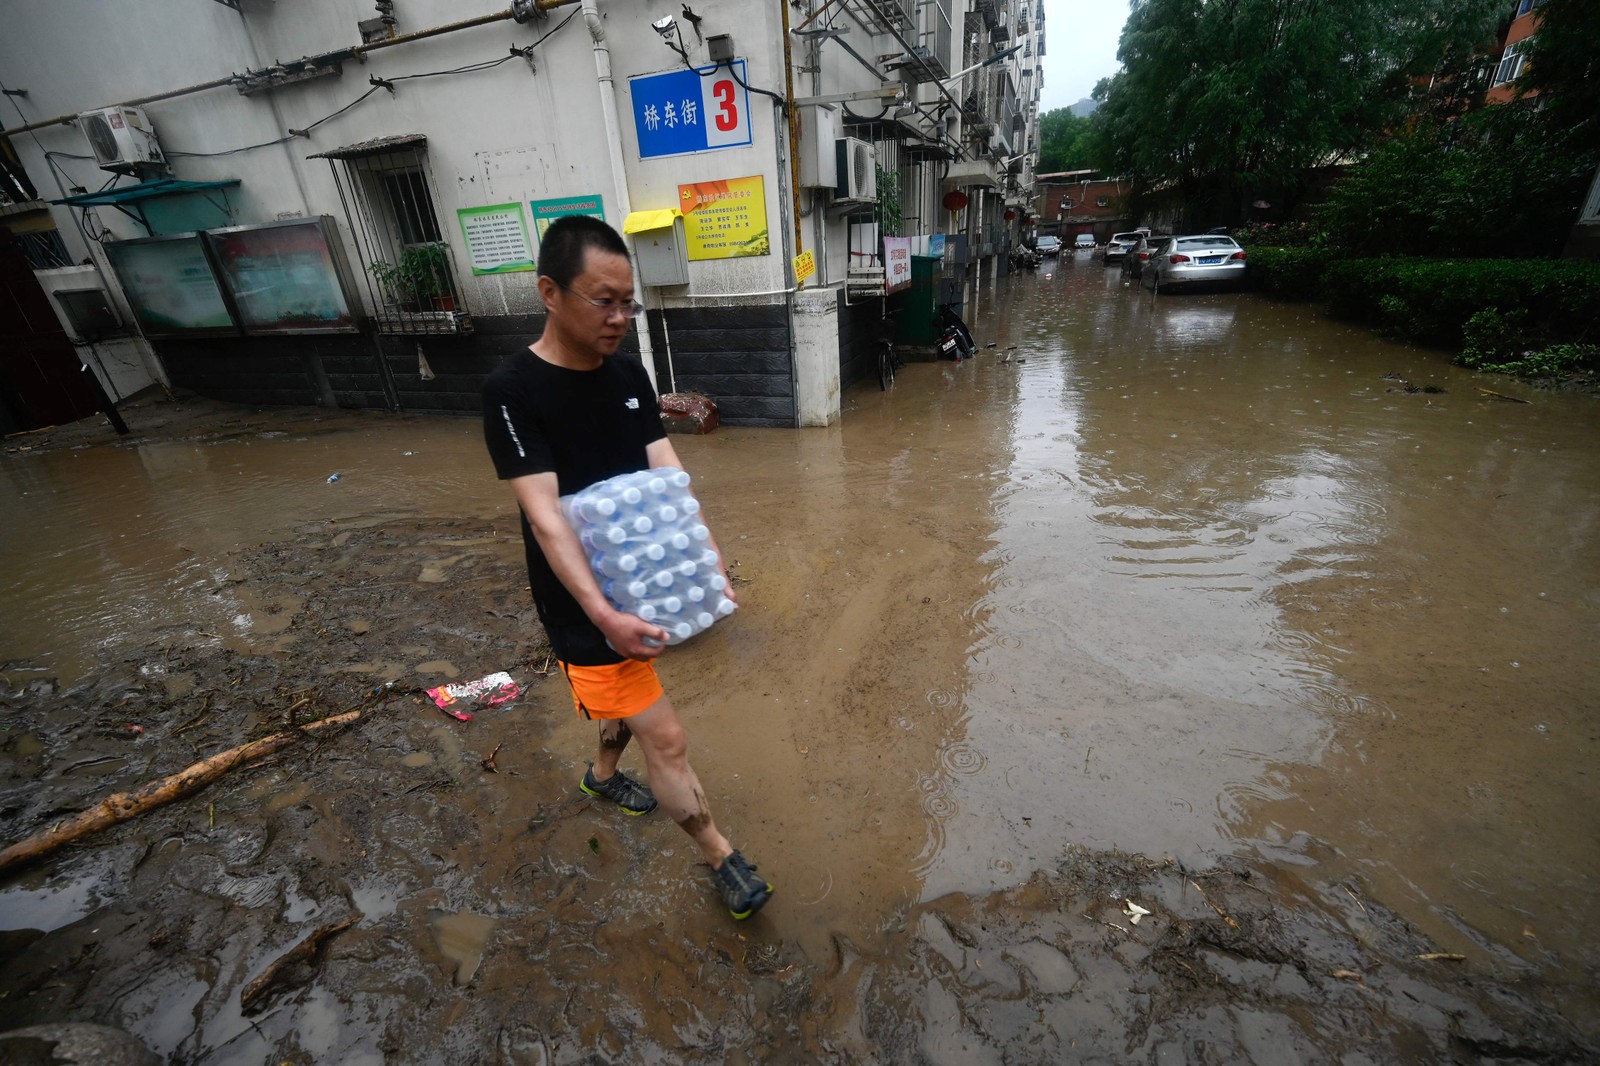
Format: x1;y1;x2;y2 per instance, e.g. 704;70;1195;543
77;106;165;174
834;137;877;202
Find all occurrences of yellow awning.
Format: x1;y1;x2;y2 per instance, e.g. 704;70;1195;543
623;208;682;235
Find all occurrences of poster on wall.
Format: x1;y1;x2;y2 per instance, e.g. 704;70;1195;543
205;218;357;334
630;62;754;159
530;194;605;244
457;203;535;275
882;236;912;294
677;175;768;261
103;234;238;337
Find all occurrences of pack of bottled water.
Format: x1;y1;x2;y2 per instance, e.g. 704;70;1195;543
561;466;736;645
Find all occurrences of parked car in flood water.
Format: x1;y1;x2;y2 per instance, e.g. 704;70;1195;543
1140;234;1247;292
1035;235;1062;257
1103;231;1145;265
1120;233;1172;280
1074;233;1097;250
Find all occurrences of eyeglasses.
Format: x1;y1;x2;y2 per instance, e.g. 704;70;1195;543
559;284;645;319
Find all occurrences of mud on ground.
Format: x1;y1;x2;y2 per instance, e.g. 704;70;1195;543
0;507;1591;1064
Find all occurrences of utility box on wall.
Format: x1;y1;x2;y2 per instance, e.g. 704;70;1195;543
632;216;689;287
797;105;840;189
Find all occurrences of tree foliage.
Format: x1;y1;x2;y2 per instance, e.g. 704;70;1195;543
1093;0;1506;228
1036;108;1099;174
1316;104;1593;258
1518;0;1600;157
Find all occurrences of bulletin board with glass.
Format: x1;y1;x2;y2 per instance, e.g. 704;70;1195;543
102;233;240;338
203;217;360;334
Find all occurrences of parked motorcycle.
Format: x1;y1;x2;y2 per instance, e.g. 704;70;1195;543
936;305;976;362
1010;246;1041;271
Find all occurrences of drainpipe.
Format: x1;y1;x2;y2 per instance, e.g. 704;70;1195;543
580;0;659;391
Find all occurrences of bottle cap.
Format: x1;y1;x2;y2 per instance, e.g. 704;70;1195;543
621;487;642;505
654;571;674;588
659;505;678;523
644;543;666;561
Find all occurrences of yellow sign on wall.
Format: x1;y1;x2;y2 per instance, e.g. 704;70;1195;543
792;249;816;285
678;175;769;261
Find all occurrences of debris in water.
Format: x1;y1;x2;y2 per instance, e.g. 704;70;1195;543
1414;953;1466;962
1331;969;1363;981
482;742;502;773
587;835;600;854
240;916;357;1014
425;672;521;721
1123;899;1152;925
1476;387;1530;404
326;473;341;483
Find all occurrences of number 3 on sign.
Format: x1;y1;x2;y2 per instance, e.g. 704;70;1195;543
712;79;738;132
700;68;750;148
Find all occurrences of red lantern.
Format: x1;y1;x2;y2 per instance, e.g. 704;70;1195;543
942;189;970;212
1003;209;1016;221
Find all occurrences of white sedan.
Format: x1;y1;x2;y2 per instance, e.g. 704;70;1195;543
1141;234;1247;291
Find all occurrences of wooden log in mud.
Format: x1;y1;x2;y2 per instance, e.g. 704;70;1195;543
0;704;377;874
240;916;359;1014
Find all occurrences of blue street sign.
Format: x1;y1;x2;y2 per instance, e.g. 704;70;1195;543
630;62;754;159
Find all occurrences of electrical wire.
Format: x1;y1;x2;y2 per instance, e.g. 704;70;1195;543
692;60;788;113
168;12;578;158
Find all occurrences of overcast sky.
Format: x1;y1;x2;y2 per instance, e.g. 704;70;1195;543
1038;0;1128;111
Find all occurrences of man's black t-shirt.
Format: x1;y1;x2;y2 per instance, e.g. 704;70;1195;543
482;349;665;665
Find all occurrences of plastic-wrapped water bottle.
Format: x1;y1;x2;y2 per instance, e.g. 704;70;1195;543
561;467;737;645
594;550;640;577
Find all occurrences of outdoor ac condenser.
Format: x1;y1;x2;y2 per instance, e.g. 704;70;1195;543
834;137;877;202
76;106;165;174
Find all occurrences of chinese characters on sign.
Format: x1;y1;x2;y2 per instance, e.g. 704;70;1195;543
792;250;816;285
630;62;753;159
457;203;535;275
882;237;912;294
530;193;606;243
677;175;768;261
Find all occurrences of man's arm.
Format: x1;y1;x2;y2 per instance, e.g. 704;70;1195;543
507;471;669;659
645;439;737;605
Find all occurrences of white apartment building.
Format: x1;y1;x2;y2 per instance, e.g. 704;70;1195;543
0;0;1043;429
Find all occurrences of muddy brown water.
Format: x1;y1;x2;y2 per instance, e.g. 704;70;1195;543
1;251;1597;1063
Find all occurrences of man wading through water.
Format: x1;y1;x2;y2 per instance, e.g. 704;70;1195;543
481;215;773;920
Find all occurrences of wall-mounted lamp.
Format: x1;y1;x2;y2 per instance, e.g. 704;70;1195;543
652;15;690;62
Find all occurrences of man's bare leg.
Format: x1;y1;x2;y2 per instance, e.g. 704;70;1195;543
591;718;632;782
620;694;733;867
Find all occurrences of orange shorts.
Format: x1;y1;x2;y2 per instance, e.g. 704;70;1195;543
557;659;664;720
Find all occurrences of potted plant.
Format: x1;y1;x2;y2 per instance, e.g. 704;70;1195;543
370;243;455;312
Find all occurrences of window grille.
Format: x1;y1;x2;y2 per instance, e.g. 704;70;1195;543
20;229;71;269
310;134;469;336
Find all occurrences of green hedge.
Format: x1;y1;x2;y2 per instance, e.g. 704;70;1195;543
1240;246;1330;299
1320;258;1600;348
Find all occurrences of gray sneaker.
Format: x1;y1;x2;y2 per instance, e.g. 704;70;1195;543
579;766;657;815
712;849;773;920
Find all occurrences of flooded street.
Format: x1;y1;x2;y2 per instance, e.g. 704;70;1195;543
3;252;1597;1063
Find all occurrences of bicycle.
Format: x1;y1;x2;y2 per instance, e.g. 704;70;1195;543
877;335;897;390
877;307;902;391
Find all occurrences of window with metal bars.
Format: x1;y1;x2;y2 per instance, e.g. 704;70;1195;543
311;135;468;336
19;229;72;269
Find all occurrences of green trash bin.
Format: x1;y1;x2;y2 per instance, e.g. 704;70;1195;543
888;255;942;347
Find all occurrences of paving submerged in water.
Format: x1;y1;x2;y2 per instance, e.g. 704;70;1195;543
1;391;1595;1062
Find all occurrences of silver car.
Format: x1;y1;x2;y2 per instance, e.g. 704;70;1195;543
1140;234;1247;291
1103;230;1145;265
